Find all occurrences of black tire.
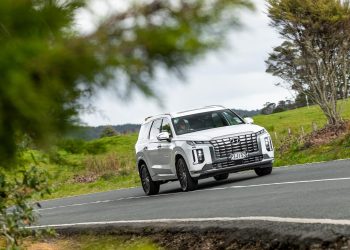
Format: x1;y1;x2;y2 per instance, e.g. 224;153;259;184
140;164;160;195
176;157;198;192
254;164;273;176
214;173;229;181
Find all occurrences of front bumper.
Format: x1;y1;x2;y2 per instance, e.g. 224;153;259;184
185;131;274;178
191;157;273;179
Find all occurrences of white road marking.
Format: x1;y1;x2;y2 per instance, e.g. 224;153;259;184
29;216;350;229
36;176;350;212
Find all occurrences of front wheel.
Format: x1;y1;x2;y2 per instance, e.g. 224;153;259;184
176;158;198;192
140;164;160;195
254;164;273;176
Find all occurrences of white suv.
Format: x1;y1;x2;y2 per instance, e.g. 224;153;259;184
135;106;274;195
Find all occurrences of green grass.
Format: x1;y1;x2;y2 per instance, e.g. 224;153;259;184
2;235;161;250
8;134;140;200
74;235;161;250
254;99;350;136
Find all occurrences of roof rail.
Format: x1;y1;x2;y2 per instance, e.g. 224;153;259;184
144;113;171;122
176;105;225;115
203;105;226;109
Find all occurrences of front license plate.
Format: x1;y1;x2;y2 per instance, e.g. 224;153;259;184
230;152;248;161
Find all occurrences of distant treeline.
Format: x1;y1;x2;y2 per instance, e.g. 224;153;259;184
66;124;141;140
68;109;262;140
232;109;261;118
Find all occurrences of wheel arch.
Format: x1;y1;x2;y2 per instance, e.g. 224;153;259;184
137;158;147;174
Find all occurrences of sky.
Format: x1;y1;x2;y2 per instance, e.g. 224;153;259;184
77;0;293;126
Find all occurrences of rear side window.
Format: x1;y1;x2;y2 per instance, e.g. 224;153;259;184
149;119;162;140
138;122;152;141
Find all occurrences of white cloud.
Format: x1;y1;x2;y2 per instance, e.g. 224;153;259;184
79;0;293;126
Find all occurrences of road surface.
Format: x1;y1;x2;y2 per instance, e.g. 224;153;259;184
35;159;350;227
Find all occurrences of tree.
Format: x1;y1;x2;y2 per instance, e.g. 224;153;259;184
0;0;253;163
100;126;118;138
266;0;350;125
0;0;253;247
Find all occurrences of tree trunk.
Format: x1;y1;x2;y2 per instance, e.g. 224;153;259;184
319;101;342;126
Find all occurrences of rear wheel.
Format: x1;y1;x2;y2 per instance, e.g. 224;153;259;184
140;164;160;195
254;164;273;176
214;173;229;181
176;158;198;192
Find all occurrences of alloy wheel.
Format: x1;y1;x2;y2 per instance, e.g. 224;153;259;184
178;160;188;191
141;167;151;194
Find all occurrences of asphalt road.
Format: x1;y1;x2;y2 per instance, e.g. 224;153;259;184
35;159;350;228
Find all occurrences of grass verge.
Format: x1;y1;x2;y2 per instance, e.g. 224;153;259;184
0;235;161;250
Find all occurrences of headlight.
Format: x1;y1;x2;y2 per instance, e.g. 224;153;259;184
186;141;196;147
256;129;267;136
194;141;211;144
186;141;210;146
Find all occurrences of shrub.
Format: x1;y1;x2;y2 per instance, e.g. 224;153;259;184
84;140;107;155
0;167;52;248
57;139;86;154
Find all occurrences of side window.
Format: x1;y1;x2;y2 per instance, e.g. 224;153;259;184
149;119;162;140
161;118;173;137
138;122;152;141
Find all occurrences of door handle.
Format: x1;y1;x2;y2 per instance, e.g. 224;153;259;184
143;146;148;151
157;145;162;149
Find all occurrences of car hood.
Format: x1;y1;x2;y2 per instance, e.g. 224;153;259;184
175;124;264;141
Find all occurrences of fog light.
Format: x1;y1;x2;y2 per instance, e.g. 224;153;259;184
264;137;272;151
193;149;205;164
197;149;205;163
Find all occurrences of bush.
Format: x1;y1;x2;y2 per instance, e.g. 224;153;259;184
48;150;67;166
84;140;107;155
57;139;86;154
0;167;52;248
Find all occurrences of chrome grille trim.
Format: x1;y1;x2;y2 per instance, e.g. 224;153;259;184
212;155;263;169
210;133;259;159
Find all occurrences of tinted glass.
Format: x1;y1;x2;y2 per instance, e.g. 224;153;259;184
161;118;173;137
149;119;162;140
172;109;244;135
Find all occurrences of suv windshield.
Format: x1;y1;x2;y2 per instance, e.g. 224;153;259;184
172;109;244;135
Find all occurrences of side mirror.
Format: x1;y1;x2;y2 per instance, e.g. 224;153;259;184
157;132;171;142
244;117;254;124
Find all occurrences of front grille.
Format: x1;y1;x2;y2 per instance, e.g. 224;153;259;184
212;155;263;169
210;133;259;159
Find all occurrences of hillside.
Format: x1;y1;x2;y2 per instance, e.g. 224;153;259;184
254;99;350;166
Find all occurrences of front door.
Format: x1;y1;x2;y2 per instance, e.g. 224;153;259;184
157;118;175;177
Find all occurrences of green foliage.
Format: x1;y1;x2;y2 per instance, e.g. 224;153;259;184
0;167;51;249
0;0;252;163
57;139;86;155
